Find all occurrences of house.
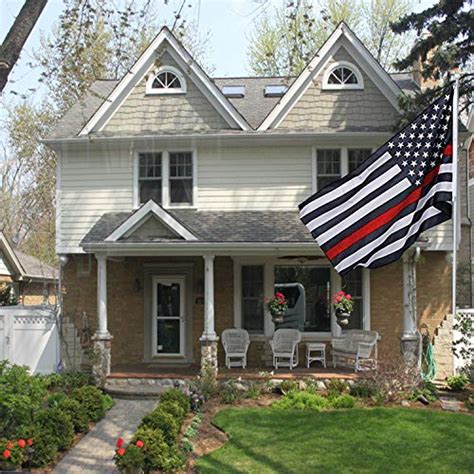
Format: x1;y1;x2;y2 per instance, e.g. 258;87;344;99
43;23;470;381
0;232;57;305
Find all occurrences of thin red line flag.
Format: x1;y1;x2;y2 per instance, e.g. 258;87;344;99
299;88;453;275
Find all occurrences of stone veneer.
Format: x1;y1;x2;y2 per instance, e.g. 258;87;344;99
63;252;452;369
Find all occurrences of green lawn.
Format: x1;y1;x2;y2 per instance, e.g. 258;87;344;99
196;407;474;473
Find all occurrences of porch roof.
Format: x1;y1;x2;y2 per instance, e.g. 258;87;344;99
81;209;316;246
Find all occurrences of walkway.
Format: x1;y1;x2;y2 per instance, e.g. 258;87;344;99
54;398;158;473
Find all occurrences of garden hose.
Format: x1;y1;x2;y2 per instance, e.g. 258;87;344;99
421;331;436;381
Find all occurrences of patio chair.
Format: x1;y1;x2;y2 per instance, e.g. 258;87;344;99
270;328;302;370
331;330;379;372
221;329;250;369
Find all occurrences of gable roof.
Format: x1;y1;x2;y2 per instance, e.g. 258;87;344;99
258;22;403;131
0;232;57;280
105;200;198;242
79;26;251;135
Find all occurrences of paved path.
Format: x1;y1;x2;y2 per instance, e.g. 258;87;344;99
54;398;158;473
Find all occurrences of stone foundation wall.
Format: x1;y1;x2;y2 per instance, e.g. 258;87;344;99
64;252;452;370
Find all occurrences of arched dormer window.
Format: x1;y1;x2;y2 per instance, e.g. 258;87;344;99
322;61;364;90
146;66;186;94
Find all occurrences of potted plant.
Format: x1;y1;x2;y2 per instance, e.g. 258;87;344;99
333;291;353;326
266;292;288;323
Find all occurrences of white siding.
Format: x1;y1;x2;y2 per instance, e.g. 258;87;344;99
0;252;12;276
59;148;134;252
197;145;313;210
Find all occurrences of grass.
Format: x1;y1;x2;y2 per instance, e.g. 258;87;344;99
196;407;474;473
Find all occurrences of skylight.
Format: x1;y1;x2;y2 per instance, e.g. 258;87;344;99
222;85;245;98
264;85;288;97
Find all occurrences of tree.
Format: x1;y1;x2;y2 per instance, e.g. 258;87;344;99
246;0;413;76
391;0;473;120
0;0;48;93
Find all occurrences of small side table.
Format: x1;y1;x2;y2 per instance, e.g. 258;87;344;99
305;342;326;368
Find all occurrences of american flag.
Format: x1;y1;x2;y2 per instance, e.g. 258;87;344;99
299;88;454;275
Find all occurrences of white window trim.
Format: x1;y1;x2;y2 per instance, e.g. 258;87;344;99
233;257;371;339
322;60;364;91
145;65;187;95
133;149;197;209
312;146;375;193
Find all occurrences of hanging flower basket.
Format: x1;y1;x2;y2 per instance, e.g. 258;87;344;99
333;291;354;327
266;292;288;323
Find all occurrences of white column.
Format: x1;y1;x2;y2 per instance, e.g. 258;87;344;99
402;253;416;336
202;255;217;339
96;254;110;337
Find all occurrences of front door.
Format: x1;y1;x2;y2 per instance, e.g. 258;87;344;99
152;277;185;356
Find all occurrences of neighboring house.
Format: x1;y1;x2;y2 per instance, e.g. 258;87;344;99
0;232;57;305
43;23;470;380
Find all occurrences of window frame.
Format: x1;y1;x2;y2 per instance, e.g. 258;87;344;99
233;257;370;340
137;152;163;205
322;61;364;91
145;66;187;95
134;149;197;209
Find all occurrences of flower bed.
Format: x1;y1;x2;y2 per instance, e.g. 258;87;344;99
0;361;114;470
114;388;190;473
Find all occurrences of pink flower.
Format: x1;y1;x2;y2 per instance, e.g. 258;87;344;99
337;290;344;296
136;440;144;448
346;294;352;299
18;439;26;449
117;448;125;456
116;438;124;448
3;450;11;459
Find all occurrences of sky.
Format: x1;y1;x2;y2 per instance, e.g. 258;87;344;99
0;0;437;106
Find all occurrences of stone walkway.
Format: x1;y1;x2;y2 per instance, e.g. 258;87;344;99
54;398;158;473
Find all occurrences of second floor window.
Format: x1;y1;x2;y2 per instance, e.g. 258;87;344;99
317;149;341;190
137;151;194;207
139;153;162;204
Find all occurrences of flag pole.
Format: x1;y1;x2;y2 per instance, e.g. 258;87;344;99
452;74;460;317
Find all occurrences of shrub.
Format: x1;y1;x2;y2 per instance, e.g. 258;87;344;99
47;392;67;408
350;380;379;398
159;400;187;423
58;398;90;433
114;443;146;470
408;380;438;403
43;372;95;392
35;408;74;451
101;393;115;411
326;379;349;397
279;380;299;395
273;391;329;411
245;382;263;399
29;433;59;468
131;426;185;472
446;374;469;392
160;388;190;412
0;438;25;470
140;406;180;446
220;380;242;404
193;364;218;400
72;386;105;422
330;394;356;409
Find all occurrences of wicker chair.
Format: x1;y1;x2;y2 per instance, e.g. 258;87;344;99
221;329;250;369
331;330;379;372
270;328;302;370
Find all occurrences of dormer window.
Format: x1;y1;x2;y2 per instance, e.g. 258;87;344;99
146;66;186;94
322;61;364;90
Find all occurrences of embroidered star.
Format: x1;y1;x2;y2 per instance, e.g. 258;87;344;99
388;142;395;148
402;160;408;166
409;169;415;176
410;160;417;167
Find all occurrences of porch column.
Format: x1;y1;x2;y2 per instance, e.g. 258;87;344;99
92;254;113;385
401;249;420;367
200;255;218;376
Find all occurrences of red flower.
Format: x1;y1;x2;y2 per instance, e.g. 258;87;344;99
117;448;125;456
2;450;11;459
136;440;144;448
18;439;26;449
116;438;124;448
346;294;352;299
6;442;13;450
27;439;33;446
275;292;285;299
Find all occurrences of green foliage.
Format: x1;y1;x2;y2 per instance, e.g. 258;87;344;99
47;392;67;408
71;385;105;422
159;388;190;413
57;398;90;433
273;390;330;411
245;382;263;399
35;408;74;451
453;310;473;373
45;372;95;392
114;443;146;470
194;365;218;400
350;379;379;398
408;380;438;403
140;406;180;446
0;284;17;306
330;394;357;409
0;362;48;435
326;379;349;397
220;380;242;405
0;438;25;470
130;426;185;472
101;393;115;412
159;400;187;423
279;380;299;395
446;374;469;392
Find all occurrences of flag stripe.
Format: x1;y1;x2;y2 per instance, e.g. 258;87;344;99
325;164;442;259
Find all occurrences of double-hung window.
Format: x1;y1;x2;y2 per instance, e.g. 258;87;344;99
241;265;264;334
348;148;372;173
137;151;194;207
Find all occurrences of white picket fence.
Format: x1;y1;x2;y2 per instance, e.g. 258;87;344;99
0;305;60;374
